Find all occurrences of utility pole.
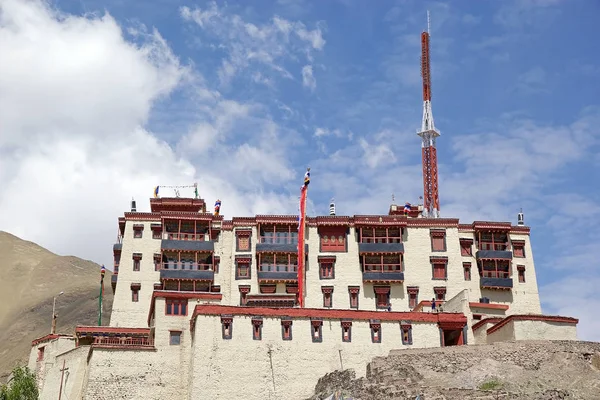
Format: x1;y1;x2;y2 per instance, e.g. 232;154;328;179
58;360;69;400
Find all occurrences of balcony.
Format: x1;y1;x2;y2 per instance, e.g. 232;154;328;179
358;242;404;254
480;277;513;289
257;264;298;283
476;250;512;260
245;294;297;308
113;243;122;251
160;263;214;281
362;272;405;283
161;239;214;252
256;235;307;253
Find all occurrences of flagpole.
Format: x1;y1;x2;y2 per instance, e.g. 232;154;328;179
99;266;105;326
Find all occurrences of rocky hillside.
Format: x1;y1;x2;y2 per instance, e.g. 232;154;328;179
308;341;600;400
0;231;113;381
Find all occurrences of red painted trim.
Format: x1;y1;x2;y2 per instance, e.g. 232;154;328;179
469;302;509;310
471;317;503;332
31;334;72;346
147;291;223;327
472;221;512;231
75;326;150;335
190;305;466;330
487;314;579;335
413;300;444;311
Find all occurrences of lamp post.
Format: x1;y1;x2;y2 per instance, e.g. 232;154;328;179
51;291;64;334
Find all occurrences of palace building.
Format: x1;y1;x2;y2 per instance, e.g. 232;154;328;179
28;194;579;400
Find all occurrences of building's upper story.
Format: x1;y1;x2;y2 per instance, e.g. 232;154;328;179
109;195;540;329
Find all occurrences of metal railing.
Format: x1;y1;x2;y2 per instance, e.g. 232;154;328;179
162;262;213;271
259;264;298;272
362;263;403;272
164;233;206;241
93;337;154;347
259;235;298;244
360;237;402;244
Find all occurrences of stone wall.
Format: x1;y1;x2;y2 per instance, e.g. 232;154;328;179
189;313;442;400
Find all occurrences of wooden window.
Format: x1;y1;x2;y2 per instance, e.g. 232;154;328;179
322;286;333;308
473;314;483;320
480;259;511;278
211;285;221;293
430;230;446;252
258;253;298;274
281;319;293;340
460;239;473;256
401;322;413;345
252;318;263;340
370;320;381;343
153;254;161;271
311;319;323;342
236;230;252;251
361;254;403;273
463;262;471;281
130;283;140;302
37;346;45;362
478;232;509;251
517;265;526;283
513;241;525;258
151;224;162;239
434;287;446;301
432;262;447;280
259;285;276;294
169;331;181;345
238;286;250;306
341;320;352;342
235;257;251;280
318;256;335;279
348;286;360;309
407;286;419;309
132;253;142;272
319;228;347;252
374;286;390;309
213;256;220;273
259;225;298;245
221;316;233;339
360;227;402;243
133;225;144;238
165;299;188;316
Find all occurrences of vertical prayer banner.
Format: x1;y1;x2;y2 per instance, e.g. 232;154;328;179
297;168;310;308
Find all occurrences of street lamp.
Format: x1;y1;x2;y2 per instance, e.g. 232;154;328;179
51;291;64;334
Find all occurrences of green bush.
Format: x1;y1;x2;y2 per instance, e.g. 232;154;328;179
0;366;39;400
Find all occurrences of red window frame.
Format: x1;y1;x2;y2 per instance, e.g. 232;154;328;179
359;227;402;244
374;286;390;309
477;231;509;251
319;227;347;252
513;241;525;258
236;230;252;251
341;321;352;342
252;318;263;340
517;265;526;283
348;286;360;309
131;288;139;302
281;320;292;340
480;259;511;278
463;262;471;281
322;286;333;308
432;263;446;280
434;287;446;301
460;239;473;256
430;230;446;252
407;286;419;309
165;299;188;316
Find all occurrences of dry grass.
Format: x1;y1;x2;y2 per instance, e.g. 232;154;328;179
0;231;113;381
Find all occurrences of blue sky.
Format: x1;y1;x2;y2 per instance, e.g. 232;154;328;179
0;0;599;340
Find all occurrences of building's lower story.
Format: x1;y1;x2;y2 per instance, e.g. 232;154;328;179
28;299;579;400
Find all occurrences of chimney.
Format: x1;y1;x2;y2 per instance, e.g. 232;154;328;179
131;198;137;212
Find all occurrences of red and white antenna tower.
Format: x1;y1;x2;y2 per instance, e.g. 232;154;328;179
417;10;440;218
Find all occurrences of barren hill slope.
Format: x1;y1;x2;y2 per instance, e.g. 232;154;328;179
0;231;113;381
309;340;600;400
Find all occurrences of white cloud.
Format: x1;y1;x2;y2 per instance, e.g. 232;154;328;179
180;2;325;86
302;65;316;91
0;0;299;269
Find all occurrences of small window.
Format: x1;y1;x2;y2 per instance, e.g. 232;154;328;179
518;265;526;283
169;331;181;345
370;321;381;343
322;287;333;308
319;262;334;279
407;287;419;309
463;262;471;281
374;287;390;309
281;320;293;340
341;321;352;342
348;287;359;309
252;318;263;340
319;228;346;252
166;299;188;315
37;347;45;362
239;286;250;306
152;229;161;239
432;262;446;280
430;230;446;252
131;288;139;302
154;254;161;271
133;226;143;238
401;322;413;345
221;317;233;340
434;287;446;301
236;260;251;280
460;240;472;256
513;242;525;258
311;319;323;343
236;231;252;251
